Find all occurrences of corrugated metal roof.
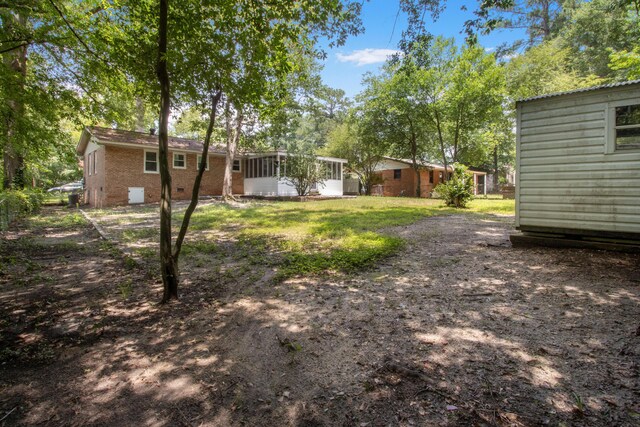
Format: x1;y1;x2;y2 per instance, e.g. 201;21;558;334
517;79;640;103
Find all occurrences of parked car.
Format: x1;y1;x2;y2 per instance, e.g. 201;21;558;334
47;180;84;193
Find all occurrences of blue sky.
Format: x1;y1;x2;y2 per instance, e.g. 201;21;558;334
320;0;527;99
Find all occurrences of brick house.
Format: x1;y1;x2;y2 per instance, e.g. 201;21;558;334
372;157;487;197
76;126;346;207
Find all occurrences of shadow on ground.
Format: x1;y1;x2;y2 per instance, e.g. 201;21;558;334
0;208;638;426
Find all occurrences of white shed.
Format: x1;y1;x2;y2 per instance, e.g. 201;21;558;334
514;80;640;244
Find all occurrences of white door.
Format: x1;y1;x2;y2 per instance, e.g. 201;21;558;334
128;187;144;204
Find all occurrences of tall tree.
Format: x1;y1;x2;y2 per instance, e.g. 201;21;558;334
464;0;567;52
323;117;388;195
559;0;640;78
222;100;244;200
359;65;430;196
98;0;362;302
0;1;148;189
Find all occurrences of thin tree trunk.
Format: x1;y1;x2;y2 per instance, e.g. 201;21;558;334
135;97;146;132
173;89;222;261
2;11;27;190
407;118;421;198
434;110;448;183
493;144;499;191
222;104;243;200
157;0;178;303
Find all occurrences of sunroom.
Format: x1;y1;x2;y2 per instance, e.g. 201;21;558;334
242;152;347;196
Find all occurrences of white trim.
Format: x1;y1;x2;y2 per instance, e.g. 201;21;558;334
87;153;92;176
232;158;241;172
196;154;209;171
144;150;159;174
606;100;640;153
244;151;347;163
172;152;187;169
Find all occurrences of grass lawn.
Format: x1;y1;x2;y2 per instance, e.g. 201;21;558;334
92;196;514;280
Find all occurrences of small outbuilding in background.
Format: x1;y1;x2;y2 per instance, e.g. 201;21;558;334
511;79;640;250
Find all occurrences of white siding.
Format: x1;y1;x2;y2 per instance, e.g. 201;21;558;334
516;84;640;235
244;178;344;196
318;179;343;196
277;180;298;196
244;178;278;196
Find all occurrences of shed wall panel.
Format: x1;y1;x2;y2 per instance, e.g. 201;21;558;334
516;84;640;235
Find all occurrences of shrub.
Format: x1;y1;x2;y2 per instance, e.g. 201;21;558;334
0;189;45;230
434;163;474;208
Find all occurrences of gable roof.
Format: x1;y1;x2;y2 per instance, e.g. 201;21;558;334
517;79;640;103
76;126;226;156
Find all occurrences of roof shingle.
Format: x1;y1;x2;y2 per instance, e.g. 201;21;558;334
87;126;226;154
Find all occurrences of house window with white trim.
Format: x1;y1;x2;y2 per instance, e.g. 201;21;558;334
144;150;159;173
196;154;209;171
324;161;342;180
614;104;640;150
232;159;241;172
173;152;186;169
87;153;92;176
93;152;97;175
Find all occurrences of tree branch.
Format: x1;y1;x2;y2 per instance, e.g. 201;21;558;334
46;0;108;65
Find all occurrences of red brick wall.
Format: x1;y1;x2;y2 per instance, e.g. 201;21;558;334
377;168;415;197
375;168;443;198
87;145;244;207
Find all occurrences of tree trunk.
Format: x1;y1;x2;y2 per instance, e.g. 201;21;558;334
413;165;421;197
2;11;27;190
173;89;222;261
222;104;243;200
157;0;178;303
407;121;421;198
493;145;499;191
135;97;146;132
434;110;448;183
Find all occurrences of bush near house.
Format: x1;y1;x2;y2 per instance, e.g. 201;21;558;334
0;190;44;230
434;163;474;208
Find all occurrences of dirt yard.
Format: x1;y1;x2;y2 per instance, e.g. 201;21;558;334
1;207;638;426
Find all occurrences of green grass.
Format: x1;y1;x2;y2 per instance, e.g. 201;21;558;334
90;196;513;281
181;196;514;279
41;193;67;206
465;198;515;214
27;211;87;229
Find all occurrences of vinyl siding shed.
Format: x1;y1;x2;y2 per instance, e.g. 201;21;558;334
515;80;640;240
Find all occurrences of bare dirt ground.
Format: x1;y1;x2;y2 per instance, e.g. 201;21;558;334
1;207;639;426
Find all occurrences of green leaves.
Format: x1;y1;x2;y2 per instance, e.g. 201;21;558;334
434;163;474;208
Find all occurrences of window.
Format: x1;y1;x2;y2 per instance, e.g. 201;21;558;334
429;170;434;184
324;161;342;180
196;154;209;170
173;152;186;169
232;159;241;172
438;171;443;182
614;104;640;150
144;150;159;173
87;153;92;176
393;169;401;180
93;152;97;175
244;156;277;178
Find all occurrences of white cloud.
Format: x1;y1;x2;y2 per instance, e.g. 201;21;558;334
484;47;496;53
336;48;400;66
